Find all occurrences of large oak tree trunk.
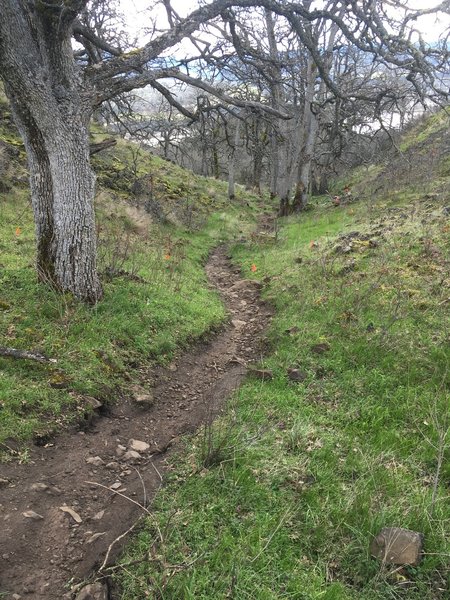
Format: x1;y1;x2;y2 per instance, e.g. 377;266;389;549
0;0;103;303
22;112;101;302
292;16;341;213
292;56;317;213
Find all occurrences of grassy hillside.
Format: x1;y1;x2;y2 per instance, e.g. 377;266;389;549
333;107;450;205
0;95;261;454
117;114;450;599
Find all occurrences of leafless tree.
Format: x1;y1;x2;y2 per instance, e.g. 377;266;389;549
0;0;448;301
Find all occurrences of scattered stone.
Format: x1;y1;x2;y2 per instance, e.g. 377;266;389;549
85;396;103;410
92;510;105;521
231;319;247;329
22;510;44;521
0;478;10;488
12;594;22;600
30;483;49;492
287;368;307;383
110;482;122;490
230;279;262;292
129;439;150;453
60;505;83;524
86;456;104;467
75;582;108;600
86;532;106;544
370;527;423;566
133;389;154;406
123;450;141;461
227;355;247;366
250;368;274;381
116;444;127;457
310;342;331;354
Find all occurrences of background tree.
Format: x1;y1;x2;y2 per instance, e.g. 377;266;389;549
0;0;448;302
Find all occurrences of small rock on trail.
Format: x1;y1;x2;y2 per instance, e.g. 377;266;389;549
86;456;104;467
22;510;44;521
128;439;150;452
75;582;108;600
122;449;141;461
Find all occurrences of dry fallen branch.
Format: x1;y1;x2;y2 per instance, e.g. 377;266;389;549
0;346;57;364
89;137;117;155
99;519;142;573
85;479;164;572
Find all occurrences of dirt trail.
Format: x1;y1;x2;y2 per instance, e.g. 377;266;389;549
0;246;272;599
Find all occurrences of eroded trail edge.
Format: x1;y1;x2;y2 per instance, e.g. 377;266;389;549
0;246;272;600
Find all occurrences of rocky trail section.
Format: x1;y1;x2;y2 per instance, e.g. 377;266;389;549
0;246;272;600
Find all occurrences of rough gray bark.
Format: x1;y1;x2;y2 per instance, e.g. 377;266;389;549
228;119;241;200
293;17;341;212
292;56;317;211
265;9;283;203
0;0;102;303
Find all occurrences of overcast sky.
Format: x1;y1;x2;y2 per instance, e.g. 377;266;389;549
122;0;450;44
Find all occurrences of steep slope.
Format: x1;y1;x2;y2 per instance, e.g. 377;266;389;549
116;111;449;600
334;108;450;206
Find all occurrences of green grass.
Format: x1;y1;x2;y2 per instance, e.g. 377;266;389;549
116;195;449;599
0;129;261;450
2;88;450;597
399;110;450;152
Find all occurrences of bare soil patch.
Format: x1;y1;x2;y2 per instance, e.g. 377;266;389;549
0;246;272;599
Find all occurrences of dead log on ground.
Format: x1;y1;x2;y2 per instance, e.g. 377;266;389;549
0;346;57;363
89;137;117;155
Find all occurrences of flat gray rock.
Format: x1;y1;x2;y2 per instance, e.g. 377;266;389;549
85;456;104;467
123;449;141;461
370;527;423;565
22;510;44;521
129;439;150;452
75;582;108;600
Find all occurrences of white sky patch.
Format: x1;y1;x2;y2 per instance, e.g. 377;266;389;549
122;0;450;44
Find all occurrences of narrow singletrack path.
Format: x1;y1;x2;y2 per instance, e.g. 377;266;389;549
0;246;272;599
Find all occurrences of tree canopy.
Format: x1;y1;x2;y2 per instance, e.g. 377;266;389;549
0;0;449;300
